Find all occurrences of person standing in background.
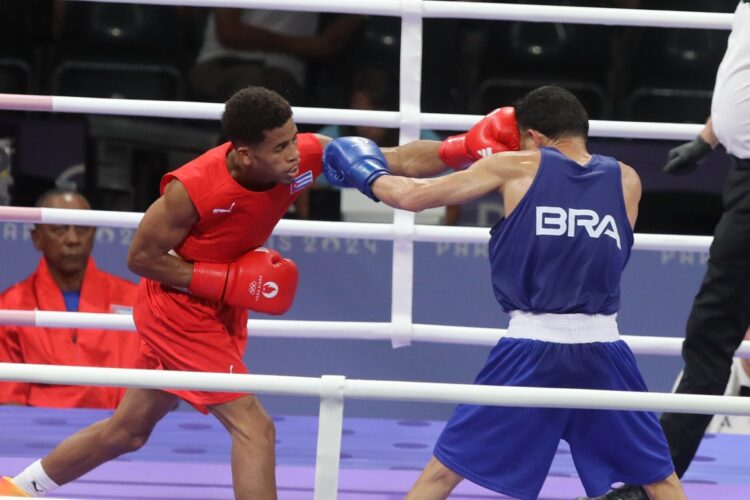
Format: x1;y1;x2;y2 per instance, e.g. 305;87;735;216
596;2;750;498
659;0;750;483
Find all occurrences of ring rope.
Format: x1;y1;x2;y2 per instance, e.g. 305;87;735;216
0;94;706;141
2;310;750;358
2;363;750;417
64;0;735;30
0;206;715;250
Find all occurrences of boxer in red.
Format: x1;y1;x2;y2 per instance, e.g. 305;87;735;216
0;86;520;499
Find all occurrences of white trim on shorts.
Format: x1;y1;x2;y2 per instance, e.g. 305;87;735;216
506;311;620;344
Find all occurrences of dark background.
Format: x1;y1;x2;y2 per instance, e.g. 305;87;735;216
0;0;738;234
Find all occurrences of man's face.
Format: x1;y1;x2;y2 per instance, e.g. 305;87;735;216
240;118;301;185
31;193;94;277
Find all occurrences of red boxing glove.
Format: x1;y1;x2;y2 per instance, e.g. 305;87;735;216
188;248;298;315
439;107;520;170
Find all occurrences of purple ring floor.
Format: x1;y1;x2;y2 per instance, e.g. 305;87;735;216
2;406;749;499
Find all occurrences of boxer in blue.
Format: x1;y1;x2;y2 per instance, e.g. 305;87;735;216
324;85;686;500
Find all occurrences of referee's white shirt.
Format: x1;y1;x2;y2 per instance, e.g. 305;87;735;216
711;1;750;159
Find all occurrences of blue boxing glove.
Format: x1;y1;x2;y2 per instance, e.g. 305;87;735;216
323;137;390;201
322;157;353;188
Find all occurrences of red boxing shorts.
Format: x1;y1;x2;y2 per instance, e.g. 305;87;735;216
133;279;250;413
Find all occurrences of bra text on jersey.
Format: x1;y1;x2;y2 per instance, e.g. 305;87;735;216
535;206;621;250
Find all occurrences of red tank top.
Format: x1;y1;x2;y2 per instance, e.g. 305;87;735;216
160;133;322;263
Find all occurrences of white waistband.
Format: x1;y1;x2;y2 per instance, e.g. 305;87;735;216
506;311;620;344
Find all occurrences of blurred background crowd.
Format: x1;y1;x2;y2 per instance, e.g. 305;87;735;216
0;0;737;232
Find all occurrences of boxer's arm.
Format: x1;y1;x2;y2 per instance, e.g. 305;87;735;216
320;131;445;179
382;140;446;178
371;107;520;177
619;162;641;229
127;179;198;288
371;152;526;211
313;133;333;148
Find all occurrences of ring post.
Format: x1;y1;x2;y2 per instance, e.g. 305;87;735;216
314;375;346;499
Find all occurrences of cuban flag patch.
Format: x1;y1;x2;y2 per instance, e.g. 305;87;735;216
291;170;313;194
110;304;133;314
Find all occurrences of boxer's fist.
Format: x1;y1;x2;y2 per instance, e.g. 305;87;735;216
189;248;298;314
323;137;390;201
322;156;353;188
439;107;520;170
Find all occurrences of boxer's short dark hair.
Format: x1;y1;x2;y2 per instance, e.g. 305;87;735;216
222;86;293;146
515;85;589;140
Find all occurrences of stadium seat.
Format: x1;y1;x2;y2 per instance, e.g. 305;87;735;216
52;61;183;100
0;58;32;94
49;2;187;100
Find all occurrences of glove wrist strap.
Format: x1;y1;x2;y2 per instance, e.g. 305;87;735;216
439;134;471;170
189;262;229;301
363;169;390;202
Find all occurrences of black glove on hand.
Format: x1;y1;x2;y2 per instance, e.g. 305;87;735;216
663;135;712;175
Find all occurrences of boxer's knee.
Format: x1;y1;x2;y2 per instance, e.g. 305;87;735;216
98;420;152;455
212;396;276;452
236;411;276;451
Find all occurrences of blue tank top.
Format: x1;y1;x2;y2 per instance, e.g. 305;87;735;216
488;147;634;314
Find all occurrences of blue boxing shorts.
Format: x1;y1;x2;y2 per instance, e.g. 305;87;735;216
433;312;674;500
